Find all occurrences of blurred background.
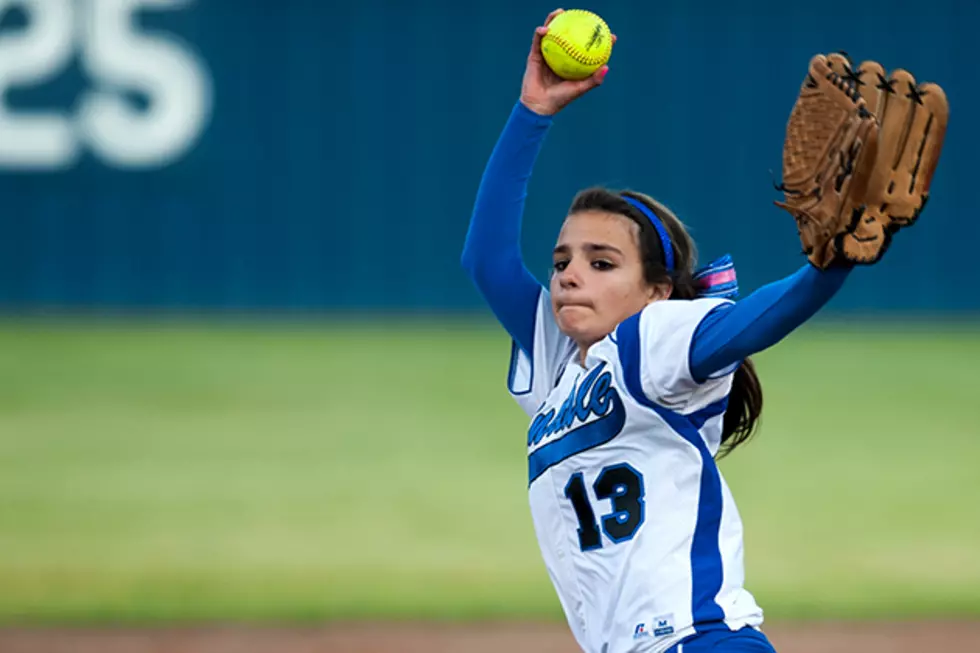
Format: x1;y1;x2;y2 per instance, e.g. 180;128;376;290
0;0;977;649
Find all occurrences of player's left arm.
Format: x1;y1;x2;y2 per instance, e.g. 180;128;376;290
618;262;851;412
689;262;851;382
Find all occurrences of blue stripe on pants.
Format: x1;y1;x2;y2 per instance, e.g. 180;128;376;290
666;627;776;652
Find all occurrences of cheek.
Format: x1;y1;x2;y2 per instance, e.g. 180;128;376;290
597;274;651;315
602;272;642;300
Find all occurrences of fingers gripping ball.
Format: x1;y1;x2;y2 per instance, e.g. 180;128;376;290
541;10;613;80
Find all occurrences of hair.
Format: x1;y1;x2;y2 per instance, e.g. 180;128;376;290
567;187;763;459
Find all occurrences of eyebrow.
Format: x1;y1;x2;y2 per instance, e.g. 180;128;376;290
553;243;624;256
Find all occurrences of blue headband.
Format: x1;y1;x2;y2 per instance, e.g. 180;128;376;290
620;195;739;301
621;196;675;273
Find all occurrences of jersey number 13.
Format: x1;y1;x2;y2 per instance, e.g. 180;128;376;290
563;463;645;552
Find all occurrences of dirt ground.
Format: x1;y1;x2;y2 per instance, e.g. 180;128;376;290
1;622;979;653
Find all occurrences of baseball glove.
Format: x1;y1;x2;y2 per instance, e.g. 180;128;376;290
822;52;949;263
776;53;949;269
775;54;880;269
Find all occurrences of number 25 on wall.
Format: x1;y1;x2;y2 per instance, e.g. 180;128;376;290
0;0;212;170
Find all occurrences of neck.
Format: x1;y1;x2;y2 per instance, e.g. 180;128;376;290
576;341;596;367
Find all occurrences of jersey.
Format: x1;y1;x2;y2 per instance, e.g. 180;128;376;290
507;290;765;653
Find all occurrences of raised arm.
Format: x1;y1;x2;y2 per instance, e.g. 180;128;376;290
689;263;852;382
460;103;552;356
461;9;611;356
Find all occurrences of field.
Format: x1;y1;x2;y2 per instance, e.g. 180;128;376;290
1;317;978;651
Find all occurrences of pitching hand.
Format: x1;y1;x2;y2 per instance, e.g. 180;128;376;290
520;9;614;116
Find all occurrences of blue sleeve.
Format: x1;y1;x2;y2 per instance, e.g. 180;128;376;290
689;263;852;382
461;101;553;357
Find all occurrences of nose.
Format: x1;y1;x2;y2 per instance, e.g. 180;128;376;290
558;262;581;289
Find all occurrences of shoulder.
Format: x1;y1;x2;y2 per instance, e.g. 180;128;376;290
507;288;576;417
614;298;736;413
639;297;734;327
616;298;733;349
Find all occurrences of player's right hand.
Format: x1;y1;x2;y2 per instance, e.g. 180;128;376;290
520;9;613;116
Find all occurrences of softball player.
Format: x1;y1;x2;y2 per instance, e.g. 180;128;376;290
461;10;853;653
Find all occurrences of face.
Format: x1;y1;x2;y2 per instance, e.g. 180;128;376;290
550;210;671;349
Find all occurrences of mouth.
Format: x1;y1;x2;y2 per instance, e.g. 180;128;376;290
558;302;593;311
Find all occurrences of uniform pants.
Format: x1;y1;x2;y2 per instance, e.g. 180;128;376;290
665;626;776;652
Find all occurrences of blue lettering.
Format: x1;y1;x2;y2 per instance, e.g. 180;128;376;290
528;408;555;446
574;365;603;421
590;371;612;414
528;362;617;449
558;388;576;431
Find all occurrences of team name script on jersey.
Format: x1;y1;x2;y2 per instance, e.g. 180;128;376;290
527;362;623;448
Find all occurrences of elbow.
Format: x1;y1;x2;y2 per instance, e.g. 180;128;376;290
461;240;518;295
460;240;479;280
460;239;491;292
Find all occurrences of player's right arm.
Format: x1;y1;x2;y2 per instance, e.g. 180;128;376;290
460;9;609;357
460;100;551;357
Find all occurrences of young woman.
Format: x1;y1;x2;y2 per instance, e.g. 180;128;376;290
461;10;851;653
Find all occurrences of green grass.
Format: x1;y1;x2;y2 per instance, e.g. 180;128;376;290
0;317;978;624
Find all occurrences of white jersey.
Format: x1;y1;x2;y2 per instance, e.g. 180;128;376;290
507;291;764;653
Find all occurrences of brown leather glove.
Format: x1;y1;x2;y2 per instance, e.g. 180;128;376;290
775;53;948;269
775;53;879;269
824;52;949;263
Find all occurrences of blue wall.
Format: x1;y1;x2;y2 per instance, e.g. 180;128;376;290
0;0;976;314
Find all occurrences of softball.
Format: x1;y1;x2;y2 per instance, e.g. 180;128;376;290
540;9;613;81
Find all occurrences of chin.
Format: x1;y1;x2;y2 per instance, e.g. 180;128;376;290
556;310;607;347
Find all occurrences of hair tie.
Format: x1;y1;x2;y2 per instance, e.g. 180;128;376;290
693;254;739;300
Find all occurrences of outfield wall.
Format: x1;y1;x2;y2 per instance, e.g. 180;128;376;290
0;0;976;313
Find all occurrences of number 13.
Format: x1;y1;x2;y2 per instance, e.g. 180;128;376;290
564;463;646;552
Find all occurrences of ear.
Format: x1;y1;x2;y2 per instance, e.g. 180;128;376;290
648;281;673;302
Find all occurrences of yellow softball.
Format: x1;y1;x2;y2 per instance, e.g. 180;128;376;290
540;9;613;81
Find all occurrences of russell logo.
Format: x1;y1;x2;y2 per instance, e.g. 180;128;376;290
633;615;675;640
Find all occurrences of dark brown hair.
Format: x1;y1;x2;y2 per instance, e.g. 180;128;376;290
568;187;763;458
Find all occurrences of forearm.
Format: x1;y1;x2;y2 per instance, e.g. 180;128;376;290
690;263;852;381
461;101;553;355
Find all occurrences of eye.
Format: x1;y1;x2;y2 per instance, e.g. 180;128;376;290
592;259;615;271
553;259;569;272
